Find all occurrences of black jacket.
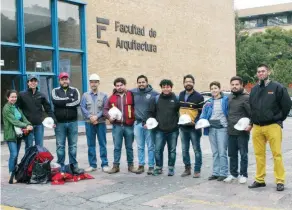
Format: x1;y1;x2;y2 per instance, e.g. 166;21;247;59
17;88;56;125
249;81;292;126
227;91;251;135
147;93;179;132
52;86;81;123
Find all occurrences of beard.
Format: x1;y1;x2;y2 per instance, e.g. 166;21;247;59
184;85;193;91
232;88;243;95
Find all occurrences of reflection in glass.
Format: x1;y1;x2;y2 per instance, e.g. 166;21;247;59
1;0;17;42
58;2;81;49
267;16;288;26
244;19;257;29
24;0;52;46
1;46;19;71
26;49;52;72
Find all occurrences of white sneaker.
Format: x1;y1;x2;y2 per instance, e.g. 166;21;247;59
223;175;237;183
239;175;247;184
102;166;110;172
85;166;97;172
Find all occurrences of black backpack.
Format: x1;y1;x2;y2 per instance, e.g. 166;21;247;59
10;145;53;184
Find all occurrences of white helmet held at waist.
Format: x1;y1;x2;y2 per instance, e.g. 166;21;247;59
178;114;192;125
42;117;55;129
89;73;100;81
146;118;158;129
195;119;210;129
234;118;250;131
108;107;122;121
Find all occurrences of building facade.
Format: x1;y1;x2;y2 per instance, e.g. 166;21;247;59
1;0;235;112
238;3;292;33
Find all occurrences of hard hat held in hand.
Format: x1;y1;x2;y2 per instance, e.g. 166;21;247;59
195;119;210;129
108;107;122;121
146;118;158;129
42;117;55;129
234;118;250;131
178;114;192;125
89;73;100;81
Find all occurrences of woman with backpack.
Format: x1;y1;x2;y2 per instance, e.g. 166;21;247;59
199;81;229;182
2;90;33;179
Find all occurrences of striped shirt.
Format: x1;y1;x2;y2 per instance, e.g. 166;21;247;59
210;99;228;127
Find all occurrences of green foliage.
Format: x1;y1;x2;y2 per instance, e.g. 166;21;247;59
236;23;292;86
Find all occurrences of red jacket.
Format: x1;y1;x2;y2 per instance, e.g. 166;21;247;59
104;91;135;126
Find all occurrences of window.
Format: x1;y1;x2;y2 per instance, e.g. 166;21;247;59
244;19;257;29
59;52;82;93
267;16;288;26
1;0;17;42
24;0;52;46
58;2;81;49
26;49;52;72
1;46;19;71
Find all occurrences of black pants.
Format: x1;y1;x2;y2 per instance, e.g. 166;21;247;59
228;134;249;178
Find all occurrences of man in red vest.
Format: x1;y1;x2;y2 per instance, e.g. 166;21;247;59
104;77;136;174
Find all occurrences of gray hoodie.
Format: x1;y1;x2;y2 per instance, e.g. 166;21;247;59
131;85;159;122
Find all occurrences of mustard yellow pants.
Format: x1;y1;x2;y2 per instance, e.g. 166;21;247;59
252;124;285;184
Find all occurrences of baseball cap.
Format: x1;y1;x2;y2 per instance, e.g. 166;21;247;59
27;75;38;81
59;72;69;79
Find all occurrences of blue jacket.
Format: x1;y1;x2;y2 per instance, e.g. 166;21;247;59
131;85;159;122
199;95;229;135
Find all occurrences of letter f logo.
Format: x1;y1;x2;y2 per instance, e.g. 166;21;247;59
96;17;110;47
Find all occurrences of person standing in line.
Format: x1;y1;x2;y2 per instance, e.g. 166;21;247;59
199;81;229;181
51;72;83;174
224;76;251;184
103;77;136;174
179;74;204;178
3;90;33;179
248;64;292;191
146;79;180;176
131;75;159;175
17;75;56;151
81;74;110;173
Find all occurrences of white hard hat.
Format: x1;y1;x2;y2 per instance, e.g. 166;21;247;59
108;107;122;121
89;73;100;81
146;118;158;129
195;119;210;129
178;114;192;125
42;117;54;129
234;118;250;131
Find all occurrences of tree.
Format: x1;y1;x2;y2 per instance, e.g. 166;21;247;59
236;18;292;87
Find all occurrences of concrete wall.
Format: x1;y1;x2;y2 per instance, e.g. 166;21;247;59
86;0;236;94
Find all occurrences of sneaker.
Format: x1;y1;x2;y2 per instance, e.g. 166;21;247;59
276;183;284;191
102;166;110;172
168;168;175;176
135;165;145;174
238;176;247;184
208;175;219;180
223;175;237;183
85;167;97;172
147;167;154;175
107;164;120;174
193;172;201;178
217;176;227;181
153;168;162;176
248;181;266;189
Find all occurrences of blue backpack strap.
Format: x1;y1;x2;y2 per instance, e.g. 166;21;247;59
155;95;160;104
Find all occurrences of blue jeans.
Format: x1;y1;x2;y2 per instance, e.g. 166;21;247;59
55;121;78;167
209;127;228;177
24;124;44;151
134;122;155;167
7;139;22;173
85;122;108;168
155;129;179;168
180;127;202;172
228;134;249;177
112;124;134;165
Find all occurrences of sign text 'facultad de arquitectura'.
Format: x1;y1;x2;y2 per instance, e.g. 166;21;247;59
96;17;157;53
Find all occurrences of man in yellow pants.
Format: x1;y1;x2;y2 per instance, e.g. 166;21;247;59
248;64;292;191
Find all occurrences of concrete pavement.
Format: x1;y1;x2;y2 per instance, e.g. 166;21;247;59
1;118;292;210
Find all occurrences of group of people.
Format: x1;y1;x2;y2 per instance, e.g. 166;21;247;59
3;64;292;192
